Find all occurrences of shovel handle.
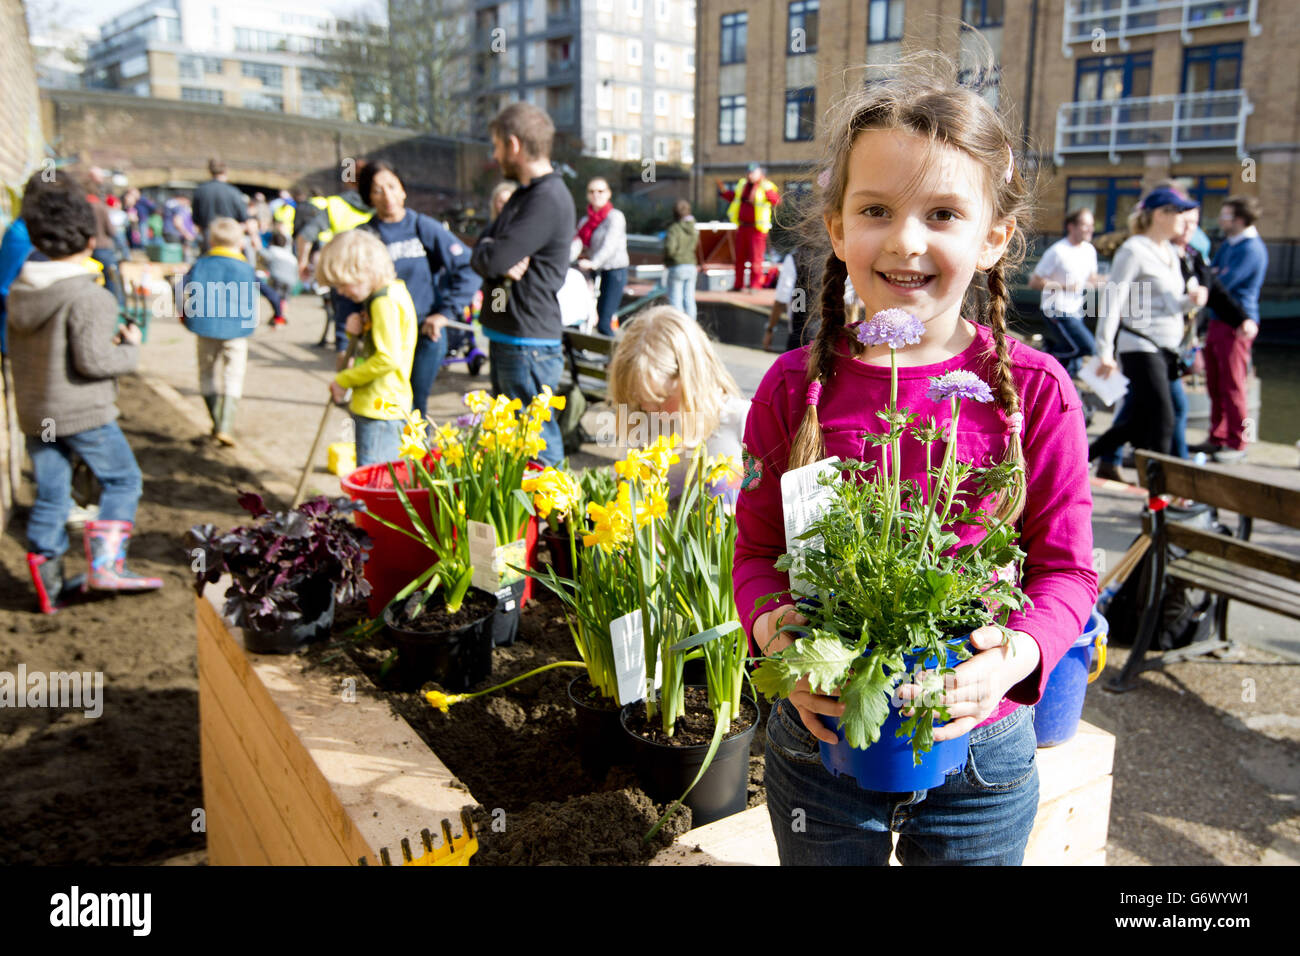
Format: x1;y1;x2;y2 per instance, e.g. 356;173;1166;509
292;335;359;507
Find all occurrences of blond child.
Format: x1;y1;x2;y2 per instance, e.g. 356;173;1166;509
316;229;418;466
607;304;748;501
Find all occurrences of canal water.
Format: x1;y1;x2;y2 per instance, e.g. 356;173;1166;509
1253;347;1300;446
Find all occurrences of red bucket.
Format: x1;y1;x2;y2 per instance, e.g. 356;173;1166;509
342;457;540;618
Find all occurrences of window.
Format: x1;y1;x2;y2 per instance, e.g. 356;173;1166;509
1183;175;1231;229
685;49;695;72
683;93;693;118
654;137;669;161
597;82;613;109
681;140;693;164
204;57;223;73
243;91;284;111
1182;44;1244;143
627;133;642;158
300;95;342;119
627;87;641;111
962;0;1003;28
719;93;745;144
784;87;815;141
241;61;283;88
654;90;668;115
597;34;613;60
656;0;669;19
300;68;336;93
596;131;613;157
120;54;148;77
787;1;818;54
178;57;200;81
1072;51;1153;147
598;0;612;9
655;44;671;69
628;39;642;64
721;12;747;64
1064;176;1141;234
629;0;643;15
868;0;904;43
181;86;223;104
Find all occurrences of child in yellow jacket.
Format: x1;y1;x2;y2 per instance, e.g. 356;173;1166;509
316;229;417;466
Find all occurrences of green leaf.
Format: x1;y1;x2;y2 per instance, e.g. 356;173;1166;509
838;659;893;749
667;620;740;654
750;634;857;699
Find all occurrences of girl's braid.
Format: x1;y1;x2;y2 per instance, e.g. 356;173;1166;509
984;259;1027;523
788;252;849;469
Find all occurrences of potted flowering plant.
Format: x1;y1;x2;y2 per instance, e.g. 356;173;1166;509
186;493;371;654
751;310;1030;791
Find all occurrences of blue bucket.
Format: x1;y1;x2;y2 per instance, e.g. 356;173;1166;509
819;640;970;792
1033;610;1108;748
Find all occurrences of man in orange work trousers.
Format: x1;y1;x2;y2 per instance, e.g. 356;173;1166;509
718;163;780;292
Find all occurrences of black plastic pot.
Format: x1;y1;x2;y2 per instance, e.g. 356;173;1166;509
243;576;335;654
621;690;760;829
383;587;499;691
541;529;574;581
489;578;526;647
568;675;629;778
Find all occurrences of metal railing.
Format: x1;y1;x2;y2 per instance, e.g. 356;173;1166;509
1054;89;1252;164
1062;0;1261;56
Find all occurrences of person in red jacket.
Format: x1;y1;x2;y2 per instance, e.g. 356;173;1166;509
717;163;780;292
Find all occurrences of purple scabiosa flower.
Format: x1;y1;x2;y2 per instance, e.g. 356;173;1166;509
854;309;925;349
455;413;483;429
927;370;994;404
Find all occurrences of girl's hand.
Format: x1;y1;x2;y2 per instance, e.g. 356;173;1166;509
897;626;1042;742
328;381;347;405
755;604;840;744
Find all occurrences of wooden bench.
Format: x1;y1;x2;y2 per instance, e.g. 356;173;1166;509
561;328;615;404
1110;451;1300;691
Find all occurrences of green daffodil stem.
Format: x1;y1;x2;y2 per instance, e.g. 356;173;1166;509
428;660;588;709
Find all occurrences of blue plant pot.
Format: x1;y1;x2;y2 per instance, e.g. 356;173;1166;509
819;639;971;792
1034;610;1108;747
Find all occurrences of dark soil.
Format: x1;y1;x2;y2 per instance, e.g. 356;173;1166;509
389;587;498;632
310;588;772;865
623;687;757;747
0;374;287;865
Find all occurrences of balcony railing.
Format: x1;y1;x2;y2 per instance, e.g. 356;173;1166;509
1054;89;1253;164
1062;0;1260;56
547;58;576;79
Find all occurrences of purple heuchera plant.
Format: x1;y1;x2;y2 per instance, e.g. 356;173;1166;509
927;369;994;405
186;493;372;634
855;309;926;349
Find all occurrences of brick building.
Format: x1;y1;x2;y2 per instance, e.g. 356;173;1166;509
694;0;1299;264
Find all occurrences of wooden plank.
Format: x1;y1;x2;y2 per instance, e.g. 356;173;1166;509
198;619;355;865
1037;720;1115;805
197;597;374;863
200;729;270;866
1168;557;1300;619
1135;452;1300;529
1166;523;1300;581
200;717;289;865
198;588;472;862
649;805;780;866
563;330;616;354
1025;775;1113;866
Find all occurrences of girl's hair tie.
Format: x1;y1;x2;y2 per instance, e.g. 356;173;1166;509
1005;145;1015;185
806;381;823;407
1006;411;1023;436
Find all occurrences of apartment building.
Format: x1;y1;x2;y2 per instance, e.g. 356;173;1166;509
695;0;1299;247
82;0;354;120
466;0;697;164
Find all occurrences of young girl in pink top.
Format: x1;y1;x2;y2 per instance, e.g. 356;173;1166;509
735;58;1098;865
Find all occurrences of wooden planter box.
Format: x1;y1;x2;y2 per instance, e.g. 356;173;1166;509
197;586;1114;866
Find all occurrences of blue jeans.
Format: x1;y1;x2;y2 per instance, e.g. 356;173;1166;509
1043;310;1096;377
595;267;628;337
1103;374;1189;465
764;699;1039;865
352;415;402;467
488;340;564;465
26;422;142;558
410;329;449;418
332;292;359;352
92;249;126;309
666;264;697;320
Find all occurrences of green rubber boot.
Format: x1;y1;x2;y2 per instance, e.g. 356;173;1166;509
202;394;219;433
214;395;238;446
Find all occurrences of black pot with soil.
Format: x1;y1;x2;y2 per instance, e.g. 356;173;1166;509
383;587;499;691
568;673;631;777
244;575;336;654
488;578;527;647
620;686;760;828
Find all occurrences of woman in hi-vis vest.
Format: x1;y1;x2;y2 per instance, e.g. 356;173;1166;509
717;162;780;292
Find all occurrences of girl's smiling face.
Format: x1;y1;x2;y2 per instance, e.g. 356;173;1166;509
825;128;1015;341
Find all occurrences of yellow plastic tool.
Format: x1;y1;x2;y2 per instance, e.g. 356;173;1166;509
358;809;478;866
328;441;356;477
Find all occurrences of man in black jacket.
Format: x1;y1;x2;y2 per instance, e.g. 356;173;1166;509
192;159;253;250
470;102;575;465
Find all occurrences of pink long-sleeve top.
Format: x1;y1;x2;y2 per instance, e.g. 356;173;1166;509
735;325;1099;727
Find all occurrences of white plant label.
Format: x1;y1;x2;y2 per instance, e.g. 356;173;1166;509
611;610;660;706
468;520;526;591
780;457;840;595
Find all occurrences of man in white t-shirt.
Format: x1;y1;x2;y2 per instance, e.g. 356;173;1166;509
1030;208;1104;376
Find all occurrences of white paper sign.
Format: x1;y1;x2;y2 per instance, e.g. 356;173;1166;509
467;519;526;592
611;610;663;707
780;457;840;595
1078;357;1129;408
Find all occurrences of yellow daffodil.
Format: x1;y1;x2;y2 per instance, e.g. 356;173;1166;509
442;442;465;467
399;432;428;460
426;690;467;713
463;391;493;415
522;468;582;519
584;496;633;552
706;453;740;487
636;492;668;527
